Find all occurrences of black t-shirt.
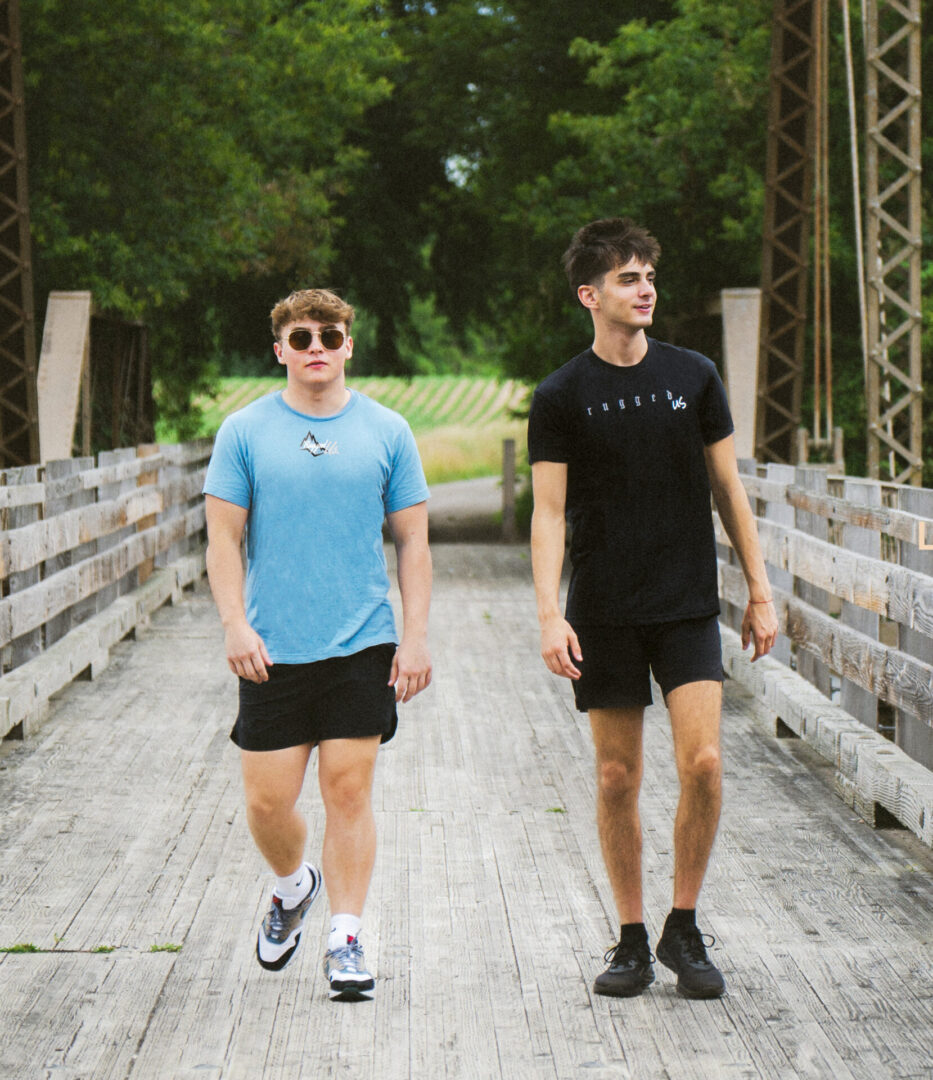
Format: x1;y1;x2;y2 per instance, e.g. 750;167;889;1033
527;339;734;625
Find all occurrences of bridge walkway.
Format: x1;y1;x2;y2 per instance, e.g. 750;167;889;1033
1;544;930;1079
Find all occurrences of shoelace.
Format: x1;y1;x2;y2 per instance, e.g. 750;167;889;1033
330;940;365;972
678;926;716;965
603;941;655;967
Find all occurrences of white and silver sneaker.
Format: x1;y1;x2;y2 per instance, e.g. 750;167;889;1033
323;936;375;1001
256;864;321;972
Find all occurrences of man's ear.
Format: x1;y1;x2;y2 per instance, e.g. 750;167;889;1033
273;341;285;365
577;283;599;311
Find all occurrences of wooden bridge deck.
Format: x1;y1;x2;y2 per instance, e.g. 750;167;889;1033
1;544;931;1080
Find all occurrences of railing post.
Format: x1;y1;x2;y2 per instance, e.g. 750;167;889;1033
502;438;517;543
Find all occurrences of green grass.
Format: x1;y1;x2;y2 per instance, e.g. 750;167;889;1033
181;375;530;486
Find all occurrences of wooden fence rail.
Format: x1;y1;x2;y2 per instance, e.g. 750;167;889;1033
0;440;212;741
717;462;933;845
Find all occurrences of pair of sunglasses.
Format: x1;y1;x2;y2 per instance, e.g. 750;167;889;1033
286;327;346;351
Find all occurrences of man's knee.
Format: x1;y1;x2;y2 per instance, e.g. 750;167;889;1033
597;757;642;802
681;744;722;790
320;766;374;818
244;784;297;823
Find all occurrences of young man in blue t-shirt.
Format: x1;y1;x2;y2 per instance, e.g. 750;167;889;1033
203;288;432;1002
528;219;778;1000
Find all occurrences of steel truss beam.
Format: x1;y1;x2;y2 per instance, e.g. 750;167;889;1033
756;0;818;465
0;0;37;470
865;0;923;483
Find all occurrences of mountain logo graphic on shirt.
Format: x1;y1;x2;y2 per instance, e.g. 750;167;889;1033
300;431;338;456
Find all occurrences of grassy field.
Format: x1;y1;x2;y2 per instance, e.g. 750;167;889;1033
190;375;530;485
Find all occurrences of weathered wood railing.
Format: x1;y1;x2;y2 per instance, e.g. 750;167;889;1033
716;462;933;845
0;440;212;741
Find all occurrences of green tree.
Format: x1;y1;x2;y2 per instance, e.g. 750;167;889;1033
22;0;395;430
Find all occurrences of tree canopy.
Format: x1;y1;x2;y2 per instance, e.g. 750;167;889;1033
20;0;932;455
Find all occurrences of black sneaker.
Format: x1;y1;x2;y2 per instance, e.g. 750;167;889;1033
593;938;655;998
656;923;725;999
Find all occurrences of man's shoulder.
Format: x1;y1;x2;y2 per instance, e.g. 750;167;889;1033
352;390;412;432
649;339;718;375
534;349;591;397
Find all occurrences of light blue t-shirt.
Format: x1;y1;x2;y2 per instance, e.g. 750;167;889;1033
203;389;429;663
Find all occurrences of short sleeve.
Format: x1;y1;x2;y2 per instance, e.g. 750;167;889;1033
384;422;430;513
699;364;735;446
202;416;253;508
527;388;570;464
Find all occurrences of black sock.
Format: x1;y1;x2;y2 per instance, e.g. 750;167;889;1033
619;922;649;946
665;907;696;931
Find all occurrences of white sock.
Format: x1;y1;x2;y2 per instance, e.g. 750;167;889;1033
274;863;312;909
328;913;362;951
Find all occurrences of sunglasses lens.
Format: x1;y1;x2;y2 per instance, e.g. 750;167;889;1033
288;329;312;350
321;328;345;350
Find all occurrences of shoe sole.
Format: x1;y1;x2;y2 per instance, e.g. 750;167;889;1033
593;971;655;998
256;866;322;972
257;932;302;972
328;981;375;1002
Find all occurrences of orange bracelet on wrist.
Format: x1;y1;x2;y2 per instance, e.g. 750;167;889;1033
748;598;774;604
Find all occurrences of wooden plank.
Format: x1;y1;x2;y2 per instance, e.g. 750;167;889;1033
0;551;205;739
70;453;167;491
895;486;933;769
39;457;96;650
718;562;933;726
793;467;833;696
840;480;881;729
738;473;930;545
0;485;163;579
0;479;45;512
721;626;933;841
36;291;92;463
0;507;205;647
713;513;933;635
4;467;43;679
763;464;794;666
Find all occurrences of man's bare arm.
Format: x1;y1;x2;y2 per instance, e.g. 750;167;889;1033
703;436;779;661
205;494;272;683
386;501;432;703
530;460;582;679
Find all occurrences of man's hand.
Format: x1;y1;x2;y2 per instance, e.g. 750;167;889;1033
540;615;583;680
741;600;779;661
224;620;272;683
389;635;432;703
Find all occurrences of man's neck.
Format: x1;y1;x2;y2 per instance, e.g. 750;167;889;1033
282;380;350;417
591;326;649;368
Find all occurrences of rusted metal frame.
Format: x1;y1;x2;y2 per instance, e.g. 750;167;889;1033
756;0;819;465
864;0;923;484
0;0;37;470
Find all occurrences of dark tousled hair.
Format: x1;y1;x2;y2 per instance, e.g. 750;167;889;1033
561;218;661;295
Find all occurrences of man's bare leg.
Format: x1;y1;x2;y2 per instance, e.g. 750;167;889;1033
241;744;313;875
656;679;726;998
318;735;381;917
666;680;723;908
589;707;646;924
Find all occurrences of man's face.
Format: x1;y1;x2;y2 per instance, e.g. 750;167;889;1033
580;257;657;330
274;319;353;390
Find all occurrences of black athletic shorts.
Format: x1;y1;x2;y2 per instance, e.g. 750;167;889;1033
570;615;723;712
231;643;398;752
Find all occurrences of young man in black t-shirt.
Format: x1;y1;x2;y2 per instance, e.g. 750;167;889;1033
528;218;778;1000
